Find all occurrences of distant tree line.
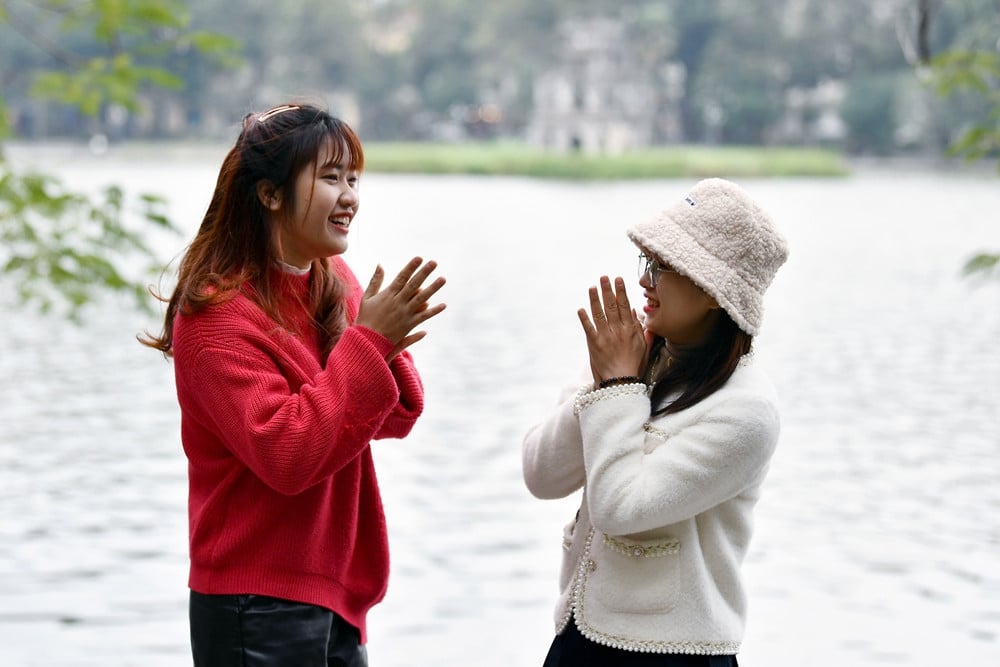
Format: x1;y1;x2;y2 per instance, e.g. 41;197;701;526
1;0;997;156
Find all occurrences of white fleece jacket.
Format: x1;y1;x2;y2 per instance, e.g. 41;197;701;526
522;358;780;655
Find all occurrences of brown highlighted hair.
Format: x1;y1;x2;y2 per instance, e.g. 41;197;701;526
648;312;752;416
140;103;364;358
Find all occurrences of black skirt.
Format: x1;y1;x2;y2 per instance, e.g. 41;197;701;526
542;616;738;667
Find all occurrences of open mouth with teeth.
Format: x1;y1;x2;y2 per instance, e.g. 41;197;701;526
330;216;351;229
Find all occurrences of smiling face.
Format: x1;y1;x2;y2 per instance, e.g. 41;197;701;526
639;252;721;346
268;138;360;269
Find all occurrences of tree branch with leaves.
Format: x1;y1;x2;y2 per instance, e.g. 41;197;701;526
903;0;1000;280
0;0;239;318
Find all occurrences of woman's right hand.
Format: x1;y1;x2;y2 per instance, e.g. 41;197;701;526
577;276;647;385
355;257;447;359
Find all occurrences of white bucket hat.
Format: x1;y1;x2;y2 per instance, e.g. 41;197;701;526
627;178;788;336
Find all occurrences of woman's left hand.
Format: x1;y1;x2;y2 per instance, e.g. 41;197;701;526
577;276;647;386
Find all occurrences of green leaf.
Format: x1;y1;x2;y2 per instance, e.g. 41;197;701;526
962;253;1000;277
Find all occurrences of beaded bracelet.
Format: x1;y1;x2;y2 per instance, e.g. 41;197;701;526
598;375;642;389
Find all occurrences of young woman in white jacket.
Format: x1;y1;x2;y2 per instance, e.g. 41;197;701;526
523;178;789;666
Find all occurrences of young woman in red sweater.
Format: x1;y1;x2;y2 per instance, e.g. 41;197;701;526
143;103;445;666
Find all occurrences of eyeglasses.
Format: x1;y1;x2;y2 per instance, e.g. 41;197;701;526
638;253;678;287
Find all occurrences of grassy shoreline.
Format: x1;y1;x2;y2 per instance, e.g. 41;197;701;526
6;139;850;178
362;141;850;179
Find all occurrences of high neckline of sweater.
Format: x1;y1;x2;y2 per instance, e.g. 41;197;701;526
276;260;311;276
265;262;312;298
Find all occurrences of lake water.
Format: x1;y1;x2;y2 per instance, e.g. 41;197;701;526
1;146;999;666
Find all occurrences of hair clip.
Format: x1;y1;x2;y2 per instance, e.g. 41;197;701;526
256;104;301;123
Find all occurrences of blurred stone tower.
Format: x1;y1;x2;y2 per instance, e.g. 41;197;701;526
527;16;669;154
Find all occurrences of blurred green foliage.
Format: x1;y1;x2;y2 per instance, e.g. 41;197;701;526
927;49;1000;279
0;0;238;319
928;50;1000;167
0;168;173;320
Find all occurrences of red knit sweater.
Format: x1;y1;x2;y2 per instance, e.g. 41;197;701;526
171;256;424;642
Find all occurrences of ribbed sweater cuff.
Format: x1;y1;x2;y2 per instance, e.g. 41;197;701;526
349;325;395;358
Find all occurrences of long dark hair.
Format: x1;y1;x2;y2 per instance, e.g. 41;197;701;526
649;311;753;416
141;103;364;358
